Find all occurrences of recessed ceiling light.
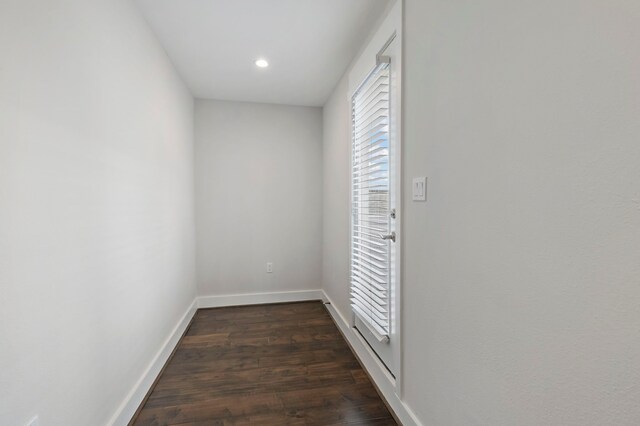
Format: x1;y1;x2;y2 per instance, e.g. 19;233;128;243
255;59;269;68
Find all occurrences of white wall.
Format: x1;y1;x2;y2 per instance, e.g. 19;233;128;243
0;1;196;425
195;100;323;297
401;0;640;425
322;75;352;319
323;0;640;425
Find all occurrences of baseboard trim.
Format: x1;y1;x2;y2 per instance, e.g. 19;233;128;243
107;299;198;426
321;290;423;426
197;289;323;309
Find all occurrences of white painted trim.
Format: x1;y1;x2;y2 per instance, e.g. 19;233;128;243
107;299;198;426
322;290;423;426
197;289;324;309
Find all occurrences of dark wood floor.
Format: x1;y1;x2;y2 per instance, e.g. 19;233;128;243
131;301;397;426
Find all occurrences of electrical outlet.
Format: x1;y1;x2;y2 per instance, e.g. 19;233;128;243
266;262;273;273
26;416;39;426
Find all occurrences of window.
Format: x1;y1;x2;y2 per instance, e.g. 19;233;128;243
350;59;391;342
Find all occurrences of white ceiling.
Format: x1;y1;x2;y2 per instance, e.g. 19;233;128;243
134;0;391;106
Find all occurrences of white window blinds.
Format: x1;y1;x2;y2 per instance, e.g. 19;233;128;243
351;61;391;343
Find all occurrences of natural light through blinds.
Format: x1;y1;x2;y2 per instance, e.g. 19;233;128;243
351;61;391;343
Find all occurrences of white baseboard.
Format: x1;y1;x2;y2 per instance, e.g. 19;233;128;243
107;299;198;426
197;289;323;309
321;290;423;426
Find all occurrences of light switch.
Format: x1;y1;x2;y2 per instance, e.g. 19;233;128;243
412;177;427;201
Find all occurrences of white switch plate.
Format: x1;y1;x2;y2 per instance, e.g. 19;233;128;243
412;177;427;201
266;262;273;273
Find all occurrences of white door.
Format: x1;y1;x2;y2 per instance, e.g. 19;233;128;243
350;36;400;377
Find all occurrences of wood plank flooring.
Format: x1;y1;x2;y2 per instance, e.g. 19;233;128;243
131;301;397;426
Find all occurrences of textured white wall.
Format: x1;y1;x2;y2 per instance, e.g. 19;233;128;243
402;0;640;424
0;1;196;425
323;0;640;424
321;75;352;318
195;100;323;297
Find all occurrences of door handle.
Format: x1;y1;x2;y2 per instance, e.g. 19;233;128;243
379;232;396;242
